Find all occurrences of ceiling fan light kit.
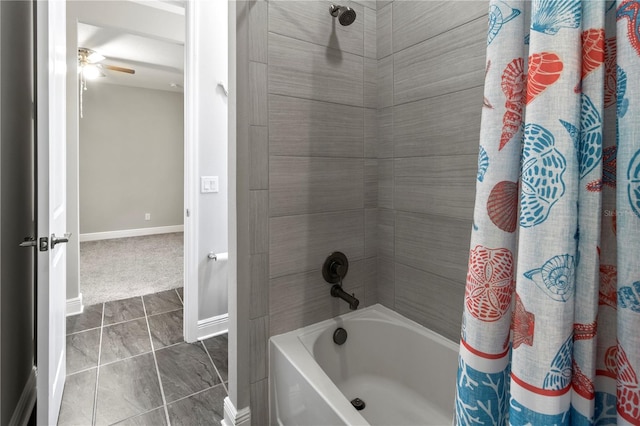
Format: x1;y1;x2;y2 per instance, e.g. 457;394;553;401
77;47;136;117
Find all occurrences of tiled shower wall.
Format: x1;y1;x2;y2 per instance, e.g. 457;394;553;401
375;0;488;341
246;0;378;421
246;0;489;421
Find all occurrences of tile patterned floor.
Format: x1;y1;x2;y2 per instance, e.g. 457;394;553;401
59;288;228;426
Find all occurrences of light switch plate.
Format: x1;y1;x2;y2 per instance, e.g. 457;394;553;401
201;176;219;193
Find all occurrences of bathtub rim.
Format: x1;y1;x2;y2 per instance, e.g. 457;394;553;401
269;304;460;425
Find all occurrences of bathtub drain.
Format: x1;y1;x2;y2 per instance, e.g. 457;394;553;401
351;398;366;411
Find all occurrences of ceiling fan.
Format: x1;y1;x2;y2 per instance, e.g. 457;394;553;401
78;47;135;80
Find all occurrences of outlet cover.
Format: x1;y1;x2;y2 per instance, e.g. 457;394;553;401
201;176;219;193
145;213;151;221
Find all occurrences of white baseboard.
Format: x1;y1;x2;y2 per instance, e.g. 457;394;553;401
66;293;84;317
197;313;229;341
79;225;184;242
9;366;37;426
222;396;250;426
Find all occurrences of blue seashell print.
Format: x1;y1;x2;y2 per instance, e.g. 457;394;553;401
456;357;510;426
477;145;489;182
618;281;640;313
543;335;573;390
606;0;617;13
570;405;592;426
524;33;530;44
510;399;570;425
531;0;582;35
520;123;567;227
618;65;629;119
629;149;640;218
524;254;576;302
595;392;618;424
488;1;522;45
559;94;603;179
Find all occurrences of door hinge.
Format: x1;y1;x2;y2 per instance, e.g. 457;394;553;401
39;237;49;252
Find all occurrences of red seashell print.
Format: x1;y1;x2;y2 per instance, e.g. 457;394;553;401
465;245;515;322
599;264;617;309
604;37;617;108
526;52;563;104
605;345;618;375
574;321;597;340
617;0;640;58
586;179;603;192
511;293;534;349
576;28;605;93
487;181;519;233
615;342;640;424
500;58;525;150
572;360;595;400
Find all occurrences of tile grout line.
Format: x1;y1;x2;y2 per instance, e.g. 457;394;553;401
201;341;228;394
141;296;172;426
174;288;183;305
91;303;105;426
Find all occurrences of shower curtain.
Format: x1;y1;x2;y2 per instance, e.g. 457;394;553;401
455;0;640;424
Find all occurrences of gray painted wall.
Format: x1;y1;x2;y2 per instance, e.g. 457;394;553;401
0;1;35;423
375;0;486;343
79;84;184;234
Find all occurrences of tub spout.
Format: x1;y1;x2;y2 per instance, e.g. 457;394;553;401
330;284;359;310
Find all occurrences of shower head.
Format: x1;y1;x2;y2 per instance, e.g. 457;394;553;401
329;4;357;26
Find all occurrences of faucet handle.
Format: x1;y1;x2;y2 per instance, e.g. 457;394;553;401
322;252;349;284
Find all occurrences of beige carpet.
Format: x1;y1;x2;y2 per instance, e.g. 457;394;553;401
80;233;183;305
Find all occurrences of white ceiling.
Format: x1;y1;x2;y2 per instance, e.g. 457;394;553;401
76;1;185;93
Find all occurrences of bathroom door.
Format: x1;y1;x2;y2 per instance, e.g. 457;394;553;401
35;0;68;424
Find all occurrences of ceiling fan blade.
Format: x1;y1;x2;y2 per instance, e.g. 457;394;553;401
102;64;135;74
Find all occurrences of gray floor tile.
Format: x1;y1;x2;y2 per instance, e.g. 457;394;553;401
58;368;97;426
67;303;103;334
166;385;226;426
100;318;152;365
156;342;220;404
148;309;183;349
94;353;163;426
176;287;183;302
203;334;228;382
67;328;100;374
112;407;168;426
103;297;145;325
143;290;182;316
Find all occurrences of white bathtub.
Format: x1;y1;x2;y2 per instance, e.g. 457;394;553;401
269;304;459;425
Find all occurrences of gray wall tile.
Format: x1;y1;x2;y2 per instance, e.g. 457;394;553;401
250;379;269;425
394;17;486;105
365;58;377;109
393;86;483;158
365;208;378;258
269;210;364;278
250;190;269;254
365;159;378;208
394;155;477;221
250;126;269;190
377;0;392;9
377;55;393;109
376;257;395;308
364;108;377;158
392;1;488;53
250;315;269;382
378;159;393;209
269;95;364;158
249;62;268;126
377;107;393;158
376;3;392;59
249;0;268;63
364;6;377;58
250;253;269;319
395;263;464;342
269;157;364;216
269;1;365;56
269;260;365;335
268;33;364;107
354;0;377;10
395;211;470;284
363;257;379;306
378;208;394;260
